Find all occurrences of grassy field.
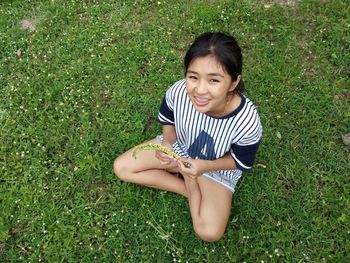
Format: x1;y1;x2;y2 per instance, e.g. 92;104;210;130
0;0;349;262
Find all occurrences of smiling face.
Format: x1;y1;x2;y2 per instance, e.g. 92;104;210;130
185;55;240;117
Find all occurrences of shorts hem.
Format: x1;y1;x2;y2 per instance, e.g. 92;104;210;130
201;173;236;193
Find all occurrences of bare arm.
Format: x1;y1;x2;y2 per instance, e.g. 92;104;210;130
178;153;237;179
156;125;177;166
162;125;176;145
205;153;237;171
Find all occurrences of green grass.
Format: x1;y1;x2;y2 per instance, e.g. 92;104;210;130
1;0;349;262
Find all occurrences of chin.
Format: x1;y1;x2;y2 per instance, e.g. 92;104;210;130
195;106;211;115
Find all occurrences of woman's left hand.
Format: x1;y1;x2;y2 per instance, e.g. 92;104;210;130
177;158;206;179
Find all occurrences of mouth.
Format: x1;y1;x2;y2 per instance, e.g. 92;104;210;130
193;96;210;107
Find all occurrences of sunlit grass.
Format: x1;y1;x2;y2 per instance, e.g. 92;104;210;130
1;0;349;262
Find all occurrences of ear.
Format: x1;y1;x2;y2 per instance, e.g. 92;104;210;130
228;75;241;92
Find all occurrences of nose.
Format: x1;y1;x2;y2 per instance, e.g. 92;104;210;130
195;80;207;94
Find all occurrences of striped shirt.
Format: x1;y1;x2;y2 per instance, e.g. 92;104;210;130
158;79;262;172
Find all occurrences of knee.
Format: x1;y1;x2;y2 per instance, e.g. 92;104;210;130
193;222;225;243
113;156;129;182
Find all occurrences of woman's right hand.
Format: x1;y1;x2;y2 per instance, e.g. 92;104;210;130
155;141;177;167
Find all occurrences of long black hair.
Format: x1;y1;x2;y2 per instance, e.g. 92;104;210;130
184;32;245;93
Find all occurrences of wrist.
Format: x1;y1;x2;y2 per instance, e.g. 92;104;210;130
201;159;212;173
162;139;174;146
206;154;237;171
193;159;210;175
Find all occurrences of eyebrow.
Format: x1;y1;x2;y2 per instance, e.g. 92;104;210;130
186;70;224;78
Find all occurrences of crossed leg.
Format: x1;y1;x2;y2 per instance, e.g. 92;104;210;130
183;175;232;242
113;139;233;242
113;139;187;196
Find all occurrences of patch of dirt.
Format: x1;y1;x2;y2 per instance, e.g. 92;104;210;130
274;0;299;6
263;0;300;8
99;87;112;104
342;133;350;146
335;91;350;102
19;19;36;32
19;16;43;32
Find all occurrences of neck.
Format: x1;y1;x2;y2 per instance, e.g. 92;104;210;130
208;93;234;117
221;92;242;116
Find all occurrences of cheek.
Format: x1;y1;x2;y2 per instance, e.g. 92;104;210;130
211;86;228;99
185;80;194;92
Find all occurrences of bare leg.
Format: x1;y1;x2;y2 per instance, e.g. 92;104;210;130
184;175;233;242
114;139;233;242
114;139;188;197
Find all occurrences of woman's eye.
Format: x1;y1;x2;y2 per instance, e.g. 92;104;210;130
210;79;219;83
188;75;197;80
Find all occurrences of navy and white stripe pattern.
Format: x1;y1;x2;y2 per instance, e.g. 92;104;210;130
157;79;262;192
156;134;242;192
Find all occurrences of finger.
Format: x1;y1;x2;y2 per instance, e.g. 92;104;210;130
177;159;185;170
160;156;176;164
177;162;193;178
159;160;171;167
156;152;171;162
156;151;166;158
157;151;176;162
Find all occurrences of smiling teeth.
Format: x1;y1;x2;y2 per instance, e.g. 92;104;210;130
196;97;209;102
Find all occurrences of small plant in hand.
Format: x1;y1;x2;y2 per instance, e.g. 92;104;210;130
132;143;192;170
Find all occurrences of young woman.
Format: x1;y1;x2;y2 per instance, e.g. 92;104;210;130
114;32;262;242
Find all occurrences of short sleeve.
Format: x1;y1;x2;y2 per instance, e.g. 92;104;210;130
230;115;263;171
157;80;184;125
157;95;175;125
231;140;261;171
